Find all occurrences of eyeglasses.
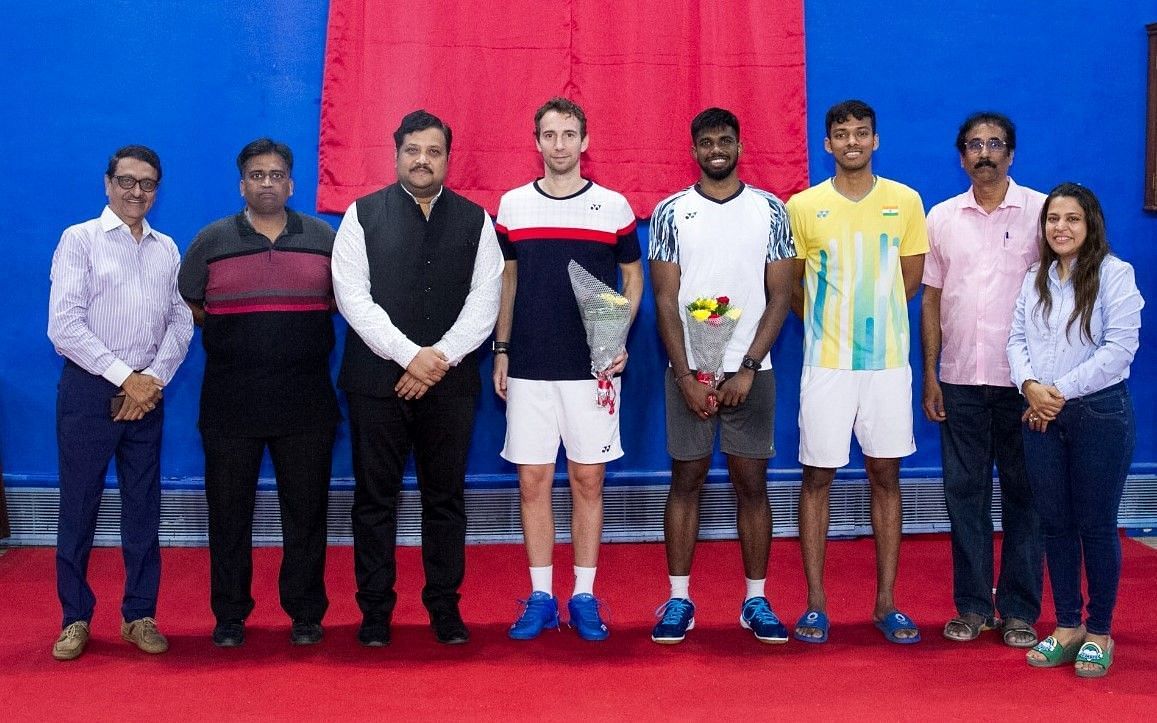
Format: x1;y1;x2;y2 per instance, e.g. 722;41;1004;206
113;175;159;192
245;170;289;183
964;138;1008;154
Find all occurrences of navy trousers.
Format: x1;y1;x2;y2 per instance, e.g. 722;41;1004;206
940;383;1042;623
56;361;163;627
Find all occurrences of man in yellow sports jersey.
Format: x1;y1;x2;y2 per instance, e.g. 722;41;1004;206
787;100;928;645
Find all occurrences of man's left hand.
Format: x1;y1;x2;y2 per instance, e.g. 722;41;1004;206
395;371;431;401
716;370;754;407
113;396;149;422
605;350;629;376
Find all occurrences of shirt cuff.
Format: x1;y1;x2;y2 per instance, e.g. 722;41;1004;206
432;342;459;367
102;360;133;387
1053;377;1076;401
396;341;422;371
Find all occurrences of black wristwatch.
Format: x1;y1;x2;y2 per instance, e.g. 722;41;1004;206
740;355;759;371
492;340;509;354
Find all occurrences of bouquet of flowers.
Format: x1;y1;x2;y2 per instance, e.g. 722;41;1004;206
684;295;742;406
567;260;632;414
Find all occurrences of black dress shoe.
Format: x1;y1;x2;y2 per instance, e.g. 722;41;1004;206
212;620;245;647
290;620;324;645
357;619;391;647
431;608;470;645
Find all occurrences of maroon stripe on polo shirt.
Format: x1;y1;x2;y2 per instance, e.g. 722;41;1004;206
204;247;332;313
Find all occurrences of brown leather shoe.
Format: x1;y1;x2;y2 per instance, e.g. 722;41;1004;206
52;620;90;661
121;617;169;654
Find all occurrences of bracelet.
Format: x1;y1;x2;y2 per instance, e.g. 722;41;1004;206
492;340;509;354
675;371;695;383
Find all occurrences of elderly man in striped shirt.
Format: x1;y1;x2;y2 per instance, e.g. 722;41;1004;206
47;145;193;661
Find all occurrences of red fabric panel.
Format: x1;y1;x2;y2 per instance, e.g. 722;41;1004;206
318;1;807;218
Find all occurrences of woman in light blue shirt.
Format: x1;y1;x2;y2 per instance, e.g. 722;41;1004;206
1007;182;1143;678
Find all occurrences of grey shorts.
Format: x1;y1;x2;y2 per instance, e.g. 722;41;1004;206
663;367;776;461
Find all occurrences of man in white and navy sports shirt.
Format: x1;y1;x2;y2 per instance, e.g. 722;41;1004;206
493;97;643;642
648;107;796;645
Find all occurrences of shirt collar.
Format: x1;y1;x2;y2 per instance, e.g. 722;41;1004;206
964;177;1026;211
400;183;443;208
236;207;304;237
100;205;156;239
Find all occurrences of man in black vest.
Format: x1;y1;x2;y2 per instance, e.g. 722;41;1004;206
332;110;503;646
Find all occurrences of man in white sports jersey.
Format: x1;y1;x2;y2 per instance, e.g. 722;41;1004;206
493;97;643;641
787;99;928;645
648;107;796;644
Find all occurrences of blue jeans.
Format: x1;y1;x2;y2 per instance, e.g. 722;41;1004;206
941;383;1042;623
1022;382;1134;636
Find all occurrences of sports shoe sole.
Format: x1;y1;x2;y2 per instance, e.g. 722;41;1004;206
740;615;789;644
651;618;695;644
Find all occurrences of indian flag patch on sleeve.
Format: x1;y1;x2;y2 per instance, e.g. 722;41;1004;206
881;206;899;217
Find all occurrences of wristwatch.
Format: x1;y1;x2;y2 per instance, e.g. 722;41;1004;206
740;355;759;371
491;340;509;354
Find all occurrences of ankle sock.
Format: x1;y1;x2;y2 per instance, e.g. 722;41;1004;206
530;565;553;597
745;577;766;602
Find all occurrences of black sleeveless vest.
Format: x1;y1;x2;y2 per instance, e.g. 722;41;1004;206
338;183;484;397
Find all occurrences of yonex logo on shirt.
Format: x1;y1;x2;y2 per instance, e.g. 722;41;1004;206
816;210;829;218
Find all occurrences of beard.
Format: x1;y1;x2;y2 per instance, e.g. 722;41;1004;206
700;157;737;181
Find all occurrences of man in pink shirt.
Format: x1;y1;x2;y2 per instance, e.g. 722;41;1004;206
921;112;1046;649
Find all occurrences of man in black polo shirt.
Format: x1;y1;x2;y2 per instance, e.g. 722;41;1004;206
180;138;339;648
332;110;503;646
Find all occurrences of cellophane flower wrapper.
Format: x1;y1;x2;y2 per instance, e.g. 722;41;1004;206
567;260;631;414
684;303;740;390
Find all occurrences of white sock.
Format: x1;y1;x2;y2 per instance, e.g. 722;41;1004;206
573;566;597;597
669;575;690;601
745;577;766;602
530;565;553;596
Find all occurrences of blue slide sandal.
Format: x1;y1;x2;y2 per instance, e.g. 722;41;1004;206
793;609;830;644
875;611;921;644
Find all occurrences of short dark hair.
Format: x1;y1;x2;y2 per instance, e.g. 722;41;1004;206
106;145;162;182
393;110;452;155
825;100;876;137
236;138;294;175
690;107;740;142
955;111;1016;154
535;97;587;138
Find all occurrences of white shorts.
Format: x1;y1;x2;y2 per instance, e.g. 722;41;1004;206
798;365;916;468
501;377;624;465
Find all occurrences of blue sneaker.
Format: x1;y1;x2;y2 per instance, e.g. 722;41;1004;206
740;596;789;644
651;598;695;644
567;593;609;641
508;591;560;640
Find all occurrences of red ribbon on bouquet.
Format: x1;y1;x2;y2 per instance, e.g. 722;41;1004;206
596;372;616;415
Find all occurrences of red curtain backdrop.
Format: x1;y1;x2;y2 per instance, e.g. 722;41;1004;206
317;1;807;218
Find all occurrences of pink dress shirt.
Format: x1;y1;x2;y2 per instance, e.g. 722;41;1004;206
923;178;1045;387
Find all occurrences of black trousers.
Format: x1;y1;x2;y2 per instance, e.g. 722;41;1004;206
202;428;335;623
347;392;476;621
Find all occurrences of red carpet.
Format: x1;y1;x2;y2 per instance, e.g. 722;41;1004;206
1;537;1155;721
